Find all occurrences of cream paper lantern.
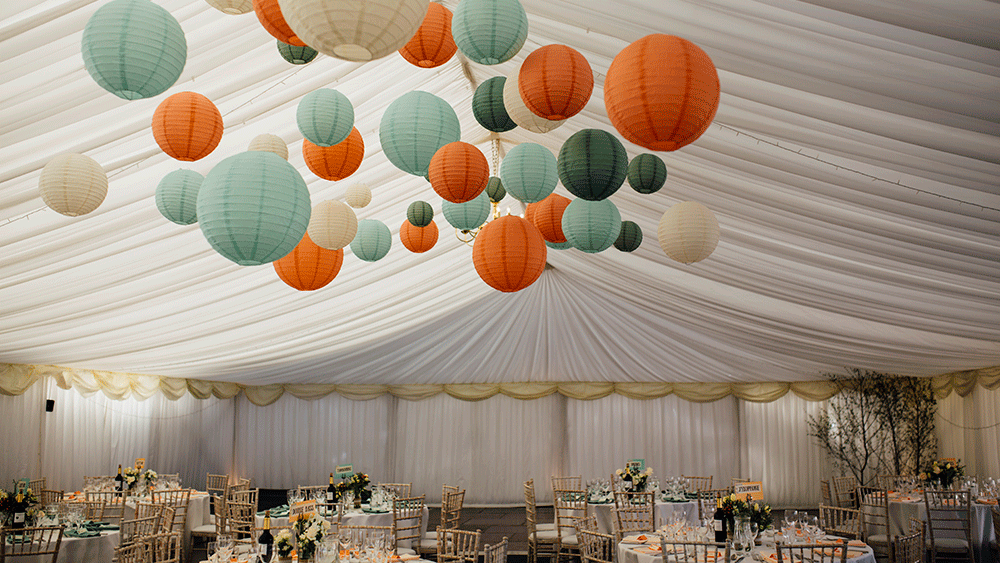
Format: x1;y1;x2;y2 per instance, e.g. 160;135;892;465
205;0;253;14
344;183;372;209
278;0;428;62
248;134;289;160
502;68;565;134
307;200;358;250
657;201;720;264
39;153;108;217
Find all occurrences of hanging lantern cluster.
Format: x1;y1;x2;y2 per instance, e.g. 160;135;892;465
407;201;434;228
557;129;628;201
297;89;354;147
628;154;667;194
526;193;570;244
518;44;593;120
442;191;490;232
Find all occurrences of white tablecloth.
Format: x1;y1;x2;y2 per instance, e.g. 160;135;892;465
255;506;430;548
589;502;699;535
617;535;876;563
10;530;120;563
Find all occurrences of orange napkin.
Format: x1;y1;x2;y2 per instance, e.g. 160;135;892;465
391;555;420;561
634;546;663;555
623;535;651;544
977;498;998;505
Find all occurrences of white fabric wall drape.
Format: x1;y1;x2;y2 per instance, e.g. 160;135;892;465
936;386;1000;478
3;384;996;505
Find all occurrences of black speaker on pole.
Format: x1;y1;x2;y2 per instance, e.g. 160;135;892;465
45;399;55;412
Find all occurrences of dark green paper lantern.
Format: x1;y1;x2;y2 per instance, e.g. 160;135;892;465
197;151;312;266
442;191;490;231
473;77;516;132
614;220;643;252
628;153;667;194
81;0;187;100
351;219;392;262
486;176;506;203
156;169;202;225
557;129;628;201
407;201;434;227
277;40;318;64
561;198;622;253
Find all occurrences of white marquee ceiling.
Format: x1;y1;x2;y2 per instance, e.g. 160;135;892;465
1;0;998;386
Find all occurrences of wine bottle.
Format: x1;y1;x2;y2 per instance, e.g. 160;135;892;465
714;497;727;543
12;491;26;529
115;464;125;492
258;510;274;561
327;472;337;504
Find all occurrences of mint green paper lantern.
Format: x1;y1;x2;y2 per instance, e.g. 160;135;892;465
81;0;187;100
442;191;490;231
452;0;528;65
561;198;622;253
351;219;392;262
498;143;557;203
380;91;461;176
557;129;628;201
407;201;434;227
156;169;202;225
614;220;643;252
546;240;573;250
297;89;354;147
197;151;311;266
486;176;506;203
628;153;667;194
473;77;516;132
278;40;318;64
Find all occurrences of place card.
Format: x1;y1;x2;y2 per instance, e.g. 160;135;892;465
290;500;317;521
135;458;146;470
335;464;354;479
734;481;764;501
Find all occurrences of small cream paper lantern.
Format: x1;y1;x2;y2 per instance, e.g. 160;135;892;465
248;134;288;160
344;183;372;209
503;68;565;134
278;0;428;61
205;0;253;14
657;201;720;264
308;200;358;250
39;153;108;217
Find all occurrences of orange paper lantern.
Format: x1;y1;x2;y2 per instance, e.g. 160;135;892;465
273;231;344;291
518;44;593;120
428;142;489;204
528;193;570;243
472;215;547;293
302;127;364;181
253;0;305;46
151;92;224;162
399;219;439;253
604;34;720;151
399;3;457;68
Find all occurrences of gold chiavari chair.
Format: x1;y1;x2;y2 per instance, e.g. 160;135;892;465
613;490;654;508
613;505;654;544
484;536;509;563
859;486;892;560
659;540;729;563
833;476;859;508
150;488;191;535
552;476;583;492
575;515;599;535
924;489;974;563
145;532;183;563
206;473;228;498
553;488;585;563
392;494;426;556
989;506;999;561
893;527;925;563
525;479;559;563
0;526;63;563
27;478;46;494
119;515;162;550
436;527;481;563
819;504;861;540
775;541;850;563
697;489;729;521
378;483;412;499
821;480;834;506
578;529;614;563
39;490;63;505
682;476;713;494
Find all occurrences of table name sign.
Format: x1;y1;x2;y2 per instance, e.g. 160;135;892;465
290;500;317;521
733;481;764;501
627;459;646;472
16;479;28;494
336;464;354;479
135;458;146;470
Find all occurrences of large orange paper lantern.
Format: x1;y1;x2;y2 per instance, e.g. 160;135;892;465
151;92;224;162
399;3;456;68
428;142;489;204
518;45;593;120
528;193;570;243
253;0;305;46
399;219;439;253
273;231;344;291
604;34;720;151
472;215;547;293
302;127;364;181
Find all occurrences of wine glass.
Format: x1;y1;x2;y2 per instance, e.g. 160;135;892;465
748;521;759;548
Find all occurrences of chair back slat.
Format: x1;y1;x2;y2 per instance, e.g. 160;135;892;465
484;536;509;563
659;540;729;563
392;494;426;555
579;529;614;563
682;476;713;494
436;527;481;563
0;526;63;561
776;541;850;563
819;504;861;540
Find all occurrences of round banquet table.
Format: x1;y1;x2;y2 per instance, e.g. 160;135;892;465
617;534;876;563
9;530;120;563
256;505;430;549
871;493;997;563
589;501;699;535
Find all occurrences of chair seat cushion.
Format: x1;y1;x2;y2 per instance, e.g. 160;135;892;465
396;547;417;556
418;538;438;551
560;534;579;547
865;534;889;545
537;522;556;531
190;524;217;535
534;529;561;541
932;538;970;550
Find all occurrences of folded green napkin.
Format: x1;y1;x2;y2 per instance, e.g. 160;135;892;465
257;505;290;517
65;529;101;538
5;534;32;545
84;521;108;530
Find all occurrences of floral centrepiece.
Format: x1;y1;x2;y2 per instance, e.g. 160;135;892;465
276;528;295;559
736;496;773;530
921;459;964;488
123;467;158;493
334;472;371;503
293;512;331;560
0;484;41;526
616;465;654;491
